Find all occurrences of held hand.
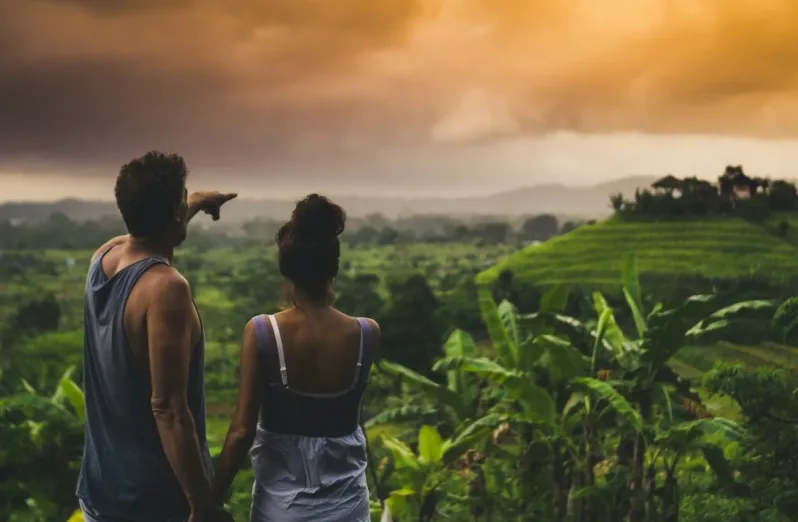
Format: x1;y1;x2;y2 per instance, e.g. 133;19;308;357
188;191;238;221
188;505;234;522
188;508;203;522
210;507;235;522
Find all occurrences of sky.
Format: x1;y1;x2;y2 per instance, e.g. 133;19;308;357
1;0;798;200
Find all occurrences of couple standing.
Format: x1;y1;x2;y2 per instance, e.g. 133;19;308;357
77;152;379;522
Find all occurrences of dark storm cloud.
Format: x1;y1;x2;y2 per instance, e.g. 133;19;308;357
0;0;427;174
49;0;191;13
2;0;798;178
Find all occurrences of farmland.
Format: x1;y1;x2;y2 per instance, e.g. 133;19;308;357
3;206;798;522
478;217;798;288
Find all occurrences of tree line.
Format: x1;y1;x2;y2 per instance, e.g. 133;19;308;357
0;212;587;250
610;165;798;223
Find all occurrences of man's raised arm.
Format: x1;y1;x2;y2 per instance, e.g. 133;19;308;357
90;191;237;263
147;269;212;520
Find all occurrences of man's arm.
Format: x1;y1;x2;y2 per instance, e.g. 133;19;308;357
187;191;237;222
92;199;202;261
147;269;212;515
211;319;262;504
91;192;235;263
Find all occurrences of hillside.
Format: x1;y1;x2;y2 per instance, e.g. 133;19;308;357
0;176;657;223
478;216;798;286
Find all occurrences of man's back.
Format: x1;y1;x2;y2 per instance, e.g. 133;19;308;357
77;244;212;521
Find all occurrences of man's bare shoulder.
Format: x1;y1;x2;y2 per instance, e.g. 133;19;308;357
90;235;130;264
136;265;192;307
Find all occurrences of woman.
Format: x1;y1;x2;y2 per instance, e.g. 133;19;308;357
212;194;380;522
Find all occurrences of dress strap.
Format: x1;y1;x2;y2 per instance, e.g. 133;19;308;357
252;315;267;345
267;315;289;388
252;315;280;386
354;318;372;384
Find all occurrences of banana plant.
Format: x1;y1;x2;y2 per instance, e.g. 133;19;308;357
371;328;479;432
496;255;757;522
583;254;762;522
59;371;87;522
563;374;650;522
379;417;505;522
0;366;85;522
651;417;744;522
374;282;585;434
434;286;607;521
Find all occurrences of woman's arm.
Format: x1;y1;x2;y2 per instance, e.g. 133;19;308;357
211;319;263;504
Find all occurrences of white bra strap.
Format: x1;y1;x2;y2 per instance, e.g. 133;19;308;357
267;314;288;387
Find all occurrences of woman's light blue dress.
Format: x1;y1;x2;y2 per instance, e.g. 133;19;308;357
248;314;373;522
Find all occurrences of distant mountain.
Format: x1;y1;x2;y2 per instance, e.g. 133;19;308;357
0;199;120;223
0;176;658;223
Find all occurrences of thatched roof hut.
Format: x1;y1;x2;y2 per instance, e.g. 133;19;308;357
652;175;683;191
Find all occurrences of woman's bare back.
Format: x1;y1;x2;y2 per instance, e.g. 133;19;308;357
271;307;377;395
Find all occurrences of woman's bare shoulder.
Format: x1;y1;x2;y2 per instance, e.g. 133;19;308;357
357;316;380;348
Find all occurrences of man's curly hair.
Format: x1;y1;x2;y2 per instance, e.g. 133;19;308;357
114;151;188;237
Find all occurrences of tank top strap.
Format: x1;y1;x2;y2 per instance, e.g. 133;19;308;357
125;256;169;279
252;314;285;387
88;243;169;286
91;244;116;268
100;256;169;301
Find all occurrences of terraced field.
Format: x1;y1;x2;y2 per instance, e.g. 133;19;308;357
763;212;798;246
478;217;798;287
475;215;798;420
675;341;798;376
669;341;798;419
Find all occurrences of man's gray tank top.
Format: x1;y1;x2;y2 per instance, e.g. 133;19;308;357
76;246;212;522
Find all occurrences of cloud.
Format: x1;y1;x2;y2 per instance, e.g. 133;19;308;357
0;0;426;173
1;0;798;178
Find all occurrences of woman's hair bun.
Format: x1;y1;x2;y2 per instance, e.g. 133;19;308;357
290;193;346;240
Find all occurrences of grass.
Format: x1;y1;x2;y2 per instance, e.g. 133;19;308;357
478;216;798;287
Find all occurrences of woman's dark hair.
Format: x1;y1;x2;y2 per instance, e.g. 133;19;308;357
277;194;346;300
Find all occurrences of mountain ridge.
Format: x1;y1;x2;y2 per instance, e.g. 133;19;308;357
0;176;659;223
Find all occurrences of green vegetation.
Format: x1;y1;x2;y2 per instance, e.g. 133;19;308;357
610;165;798;220
4;208;798;521
479;217;798;287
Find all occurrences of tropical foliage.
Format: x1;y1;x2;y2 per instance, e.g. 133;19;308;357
1;216;797;522
367;255;784;521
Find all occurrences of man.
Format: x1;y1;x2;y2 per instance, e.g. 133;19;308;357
77;151;236;522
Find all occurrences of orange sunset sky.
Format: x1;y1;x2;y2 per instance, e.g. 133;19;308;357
0;0;797;200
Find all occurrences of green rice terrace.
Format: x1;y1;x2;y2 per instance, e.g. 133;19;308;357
475;212;798;419
478;217;798;287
